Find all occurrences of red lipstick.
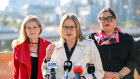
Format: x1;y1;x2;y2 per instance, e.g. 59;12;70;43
105;24;109;26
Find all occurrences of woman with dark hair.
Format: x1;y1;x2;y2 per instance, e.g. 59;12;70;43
87;8;138;79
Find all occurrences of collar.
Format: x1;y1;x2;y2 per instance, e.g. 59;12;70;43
54;39;91;49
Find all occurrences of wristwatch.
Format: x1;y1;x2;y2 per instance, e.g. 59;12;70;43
118;72;124;79
44;58;50;63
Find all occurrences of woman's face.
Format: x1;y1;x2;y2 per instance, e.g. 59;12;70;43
25;21;40;39
99;12;116;33
62;19;77;41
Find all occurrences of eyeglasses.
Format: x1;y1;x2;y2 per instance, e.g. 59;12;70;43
99;16;114;23
62;26;76;31
26;26;39;31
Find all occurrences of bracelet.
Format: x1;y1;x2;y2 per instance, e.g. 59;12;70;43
118;72;124;79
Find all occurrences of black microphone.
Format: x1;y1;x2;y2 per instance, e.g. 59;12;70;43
73;64;83;79
64;61;72;79
51;68;56;79
47;62;57;79
86;63;96;79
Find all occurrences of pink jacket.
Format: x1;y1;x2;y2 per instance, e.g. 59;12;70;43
13;37;51;79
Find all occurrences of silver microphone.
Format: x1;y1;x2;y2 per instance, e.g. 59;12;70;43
43;68;50;79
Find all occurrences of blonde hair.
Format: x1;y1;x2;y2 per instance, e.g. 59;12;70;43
60;13;84;42
12;15;42;48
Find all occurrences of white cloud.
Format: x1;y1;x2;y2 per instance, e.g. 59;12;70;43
0;0;9;11
61;0;71;5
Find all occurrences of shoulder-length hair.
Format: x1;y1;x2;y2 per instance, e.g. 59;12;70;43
12;15;42;48
59;13;84;42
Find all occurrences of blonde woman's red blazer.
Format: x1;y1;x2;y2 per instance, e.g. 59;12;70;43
13;37;51;79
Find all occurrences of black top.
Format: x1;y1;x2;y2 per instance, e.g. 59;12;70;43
134;37;140;75
87;32;138;79
64;41;77;61
30;39;40;79
31;57;38;79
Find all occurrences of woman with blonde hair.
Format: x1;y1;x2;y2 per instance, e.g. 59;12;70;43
42;13;104;79
12;15;51;79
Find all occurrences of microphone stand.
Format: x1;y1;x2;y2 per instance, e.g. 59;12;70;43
51;68;56;79
43;69;50;79
46;74;50;79
91;72;96;79
76;72;81;79
65;69;68;79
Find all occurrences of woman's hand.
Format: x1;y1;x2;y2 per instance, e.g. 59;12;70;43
46;44;55;59
103;71;120;79
103;71;114;79
112;72;120;79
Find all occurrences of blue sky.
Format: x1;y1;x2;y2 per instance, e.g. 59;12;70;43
0;0;72;11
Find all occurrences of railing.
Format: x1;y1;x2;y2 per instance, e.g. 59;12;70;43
0;52;139;79
0;52;14;79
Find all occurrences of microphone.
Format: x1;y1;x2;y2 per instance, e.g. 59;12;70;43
47;62;57;79
73;64;83;79
86;63;96;79
47;62;58;68
43;68;50;79
51;68;56;79
64;61;72;79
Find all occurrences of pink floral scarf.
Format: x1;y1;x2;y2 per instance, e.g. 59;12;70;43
94;27;121;46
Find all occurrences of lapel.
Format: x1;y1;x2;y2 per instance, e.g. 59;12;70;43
70;45;79;63
55;40;87;64
37;38;46;70
14;40;31;76
70;40;86;64
21;40;31;72
54;41;67;61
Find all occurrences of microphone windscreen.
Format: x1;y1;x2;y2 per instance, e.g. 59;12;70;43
64;61;72;72
43;69;50;78
86;63;95;74
73;64;83;75
51;68;55;73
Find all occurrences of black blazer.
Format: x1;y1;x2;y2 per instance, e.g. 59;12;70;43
134;37;140;75
87;32;139;79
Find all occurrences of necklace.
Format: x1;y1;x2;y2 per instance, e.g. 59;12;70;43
29;42;38;44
